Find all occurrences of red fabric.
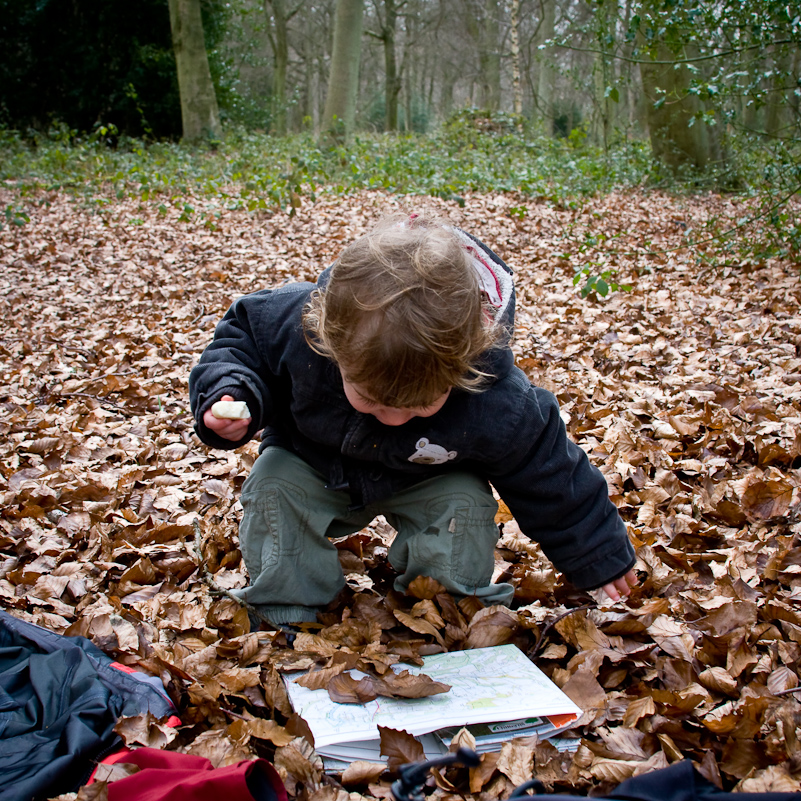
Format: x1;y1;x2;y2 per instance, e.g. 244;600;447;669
87;746;134;783
109;661;138;674
107;748;287;801
88;720;182;784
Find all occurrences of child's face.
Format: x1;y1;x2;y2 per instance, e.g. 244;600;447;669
340;372;451;426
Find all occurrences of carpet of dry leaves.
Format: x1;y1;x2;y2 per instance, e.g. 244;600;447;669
1;187;800;799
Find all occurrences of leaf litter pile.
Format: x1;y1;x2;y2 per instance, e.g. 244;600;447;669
1;188;800;798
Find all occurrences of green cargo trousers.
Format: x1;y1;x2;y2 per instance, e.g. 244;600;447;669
231;446;515;624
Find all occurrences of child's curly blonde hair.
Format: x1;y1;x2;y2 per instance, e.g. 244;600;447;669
303;213;502;409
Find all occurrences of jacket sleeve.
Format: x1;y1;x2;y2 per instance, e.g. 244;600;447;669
189;293;273;450
487;376;635;590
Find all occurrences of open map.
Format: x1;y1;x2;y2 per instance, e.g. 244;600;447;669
283;643;582;750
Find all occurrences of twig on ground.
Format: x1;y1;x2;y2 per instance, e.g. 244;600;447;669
774;686;801;697
528;603;592;658
191;518;275;628
220;707;249;721
57;391;135;415
0;335;94;358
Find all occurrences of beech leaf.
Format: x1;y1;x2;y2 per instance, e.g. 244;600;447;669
327;673;378;704
378;726;425;772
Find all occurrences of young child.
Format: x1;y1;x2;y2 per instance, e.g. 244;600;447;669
189;213;637;626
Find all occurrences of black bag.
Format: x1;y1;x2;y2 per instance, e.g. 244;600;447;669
393;748;799;801
610;760;798;801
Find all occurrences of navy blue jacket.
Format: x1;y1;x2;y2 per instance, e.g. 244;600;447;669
0;611;175;800
189;238;635;591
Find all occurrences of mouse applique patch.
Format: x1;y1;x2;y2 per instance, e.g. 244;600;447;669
407;437;458;465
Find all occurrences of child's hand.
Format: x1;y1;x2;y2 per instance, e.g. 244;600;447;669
600;569;638;603
203;394;251;441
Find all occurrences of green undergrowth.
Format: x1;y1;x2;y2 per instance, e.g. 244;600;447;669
0;124;652;212
1;122;798;268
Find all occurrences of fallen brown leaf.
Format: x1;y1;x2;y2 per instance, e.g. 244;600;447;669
378;726;425;772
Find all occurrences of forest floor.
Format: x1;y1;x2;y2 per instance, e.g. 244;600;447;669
1;188;800;799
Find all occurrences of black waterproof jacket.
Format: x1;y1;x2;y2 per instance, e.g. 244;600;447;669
0;611;175;800
189;237;635;591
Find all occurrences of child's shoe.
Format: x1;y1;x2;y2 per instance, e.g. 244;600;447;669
247;608;303;646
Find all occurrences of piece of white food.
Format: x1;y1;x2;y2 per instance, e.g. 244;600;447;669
211;400;251;419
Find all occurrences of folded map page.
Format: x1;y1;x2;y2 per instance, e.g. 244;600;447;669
435;713;581;753
283;643;582;762
315;733;449;766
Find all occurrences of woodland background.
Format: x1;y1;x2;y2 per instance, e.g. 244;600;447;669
1;0;801;799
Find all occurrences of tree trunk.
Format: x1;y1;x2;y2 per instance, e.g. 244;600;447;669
321;0;364;144
790;46;801;126
440;65;456;120
536;0;555;134
463;0;501;112
265;0;290;135
639;40;710;173
481;0;501;111
381;0;400;131
402;11;416;130
765;43;792;138
168;0;222;143
299;23;315;129
590;1;614;151
622;0;638;133
510;0;522;117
